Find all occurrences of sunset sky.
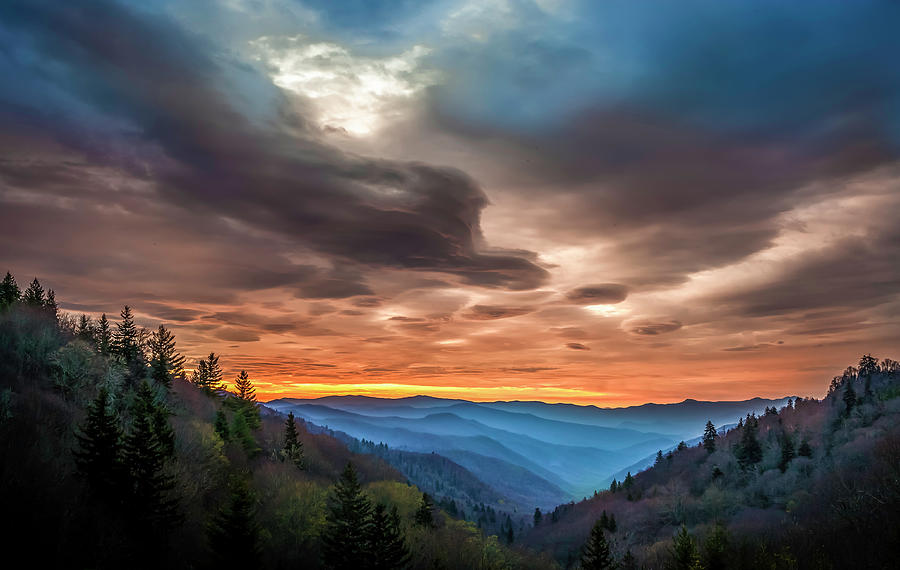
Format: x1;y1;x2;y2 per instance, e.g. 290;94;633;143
2;0;900;405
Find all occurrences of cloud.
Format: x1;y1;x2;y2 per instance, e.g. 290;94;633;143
566;284;628;305
461;304;535;320
565;342;589;350
625;319;682;336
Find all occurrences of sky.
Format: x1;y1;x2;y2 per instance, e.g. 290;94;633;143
2;0;900;405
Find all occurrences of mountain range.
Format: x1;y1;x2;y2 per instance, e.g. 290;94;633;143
266;395;792;504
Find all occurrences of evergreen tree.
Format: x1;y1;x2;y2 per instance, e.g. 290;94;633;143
147;325;184;389
842;381;857;415
580;519;614;570
671;525;701;570
322;462;373;570
123;381;178;528
609;479;618;493
608;513;617;533
414;492;435;528
656;449;664;465
703;522;729;570
231;410;259;456
798;439;813;458
74;387;124;499
282;411;304;469
599;510;609;531
621;550;637;570
779;432;796;472
113;305;141;365
214;409;230;442
533;507;542;526
230;370;261;429
623;471;634;489
703;420;717;453
369;503;410;570
0;272;21;309
192;353;223;393
208;477;261;568
677;441;687;451
22;277;45;306
736;415;762;468
96;313;112;356
77;314;95;343
44;289;58;320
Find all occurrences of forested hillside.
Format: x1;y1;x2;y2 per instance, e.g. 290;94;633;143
0;273;555;570
524;355;900;569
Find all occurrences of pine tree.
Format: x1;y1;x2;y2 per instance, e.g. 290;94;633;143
533;508;542;526
0;272;21;309
609;479;618;493
736;415;762;468
74;388;124;499
192;353;224;394
703;420;717;453
703;522;729;570
608;513;617;532
229;370;260;429
231;410;259;456
282;411;304;469
655;449;664;465
623;471;634;489
96;314;112;356
843;381;857;415
208;477;261;568
621;550;637;570
77;314;95;343
581;519;614;570
798;439;813;458
414;492;435;528
44;289;58;320
123;381;178;528
147;325;184;389
369;503;410;570
22;277;45;306
113;305;141;365
599;510;609;531
779;432;796;472
322;462;373;569
671;525;701;570
214;409;230;442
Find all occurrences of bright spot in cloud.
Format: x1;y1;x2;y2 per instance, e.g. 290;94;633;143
251;36;438;135
584;304;628;317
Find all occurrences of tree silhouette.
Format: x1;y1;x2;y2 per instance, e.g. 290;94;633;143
671;525;701;570
74;387;124;500
703;420;717;453
534;507;542;526
322;462;373;569
414;492;435;528
736;415;762;468
113;305;141;366
191;353;223;393
123;381;178;528
779;432;796;472
282;411;305;469
0;272;20;309
96;313;112;356
22;277;44;306
147;325;184;389
580;519;614;569
208;477;261;568
369;503;410;570
229;370;260;429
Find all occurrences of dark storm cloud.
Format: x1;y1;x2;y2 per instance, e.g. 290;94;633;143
566;284;628;305
461;304;535;320
421;2;900;288
0;0;547;293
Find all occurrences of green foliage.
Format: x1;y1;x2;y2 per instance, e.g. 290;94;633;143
147;325;184;389
414;492;435;528
74;387;124;498
670;525;701;570
0;272;20;309
702;523;729;570
228;370;261;429
322;462;373;569
123;380;179;528
96;313;112;356
214;409;230;442
736;414;762;468
231;408;260;456
282;411;305;469
778;432;795;473
208;476;262;568
581;519;614;570
369;503;410;569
